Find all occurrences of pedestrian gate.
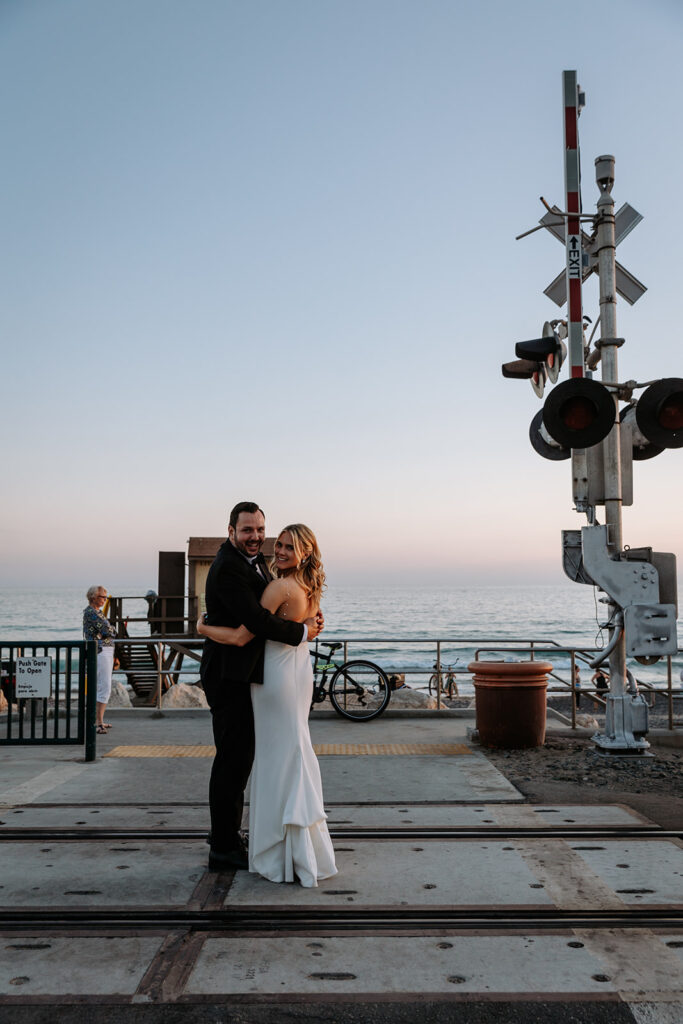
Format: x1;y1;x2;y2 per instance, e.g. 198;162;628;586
0;641;97;762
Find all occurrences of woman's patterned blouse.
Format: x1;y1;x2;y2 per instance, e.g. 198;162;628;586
82;606;116;653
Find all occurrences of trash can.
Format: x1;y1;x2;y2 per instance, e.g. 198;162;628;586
468;660;552;749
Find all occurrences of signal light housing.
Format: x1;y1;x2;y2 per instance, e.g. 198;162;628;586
529;409;571;461
543;378;616;450
502;358;536;380
635;377;683;449
620;404;664;461
515;323;567;385
502;323;566;399
502;357;546;397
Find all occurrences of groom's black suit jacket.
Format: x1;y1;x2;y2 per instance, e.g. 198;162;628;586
200;539;304;708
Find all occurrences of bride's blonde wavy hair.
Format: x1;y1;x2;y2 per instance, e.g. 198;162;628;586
270;523;326;608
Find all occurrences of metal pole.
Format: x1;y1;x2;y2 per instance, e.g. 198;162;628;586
157;641;163;710
436;641;442;710
562;71;585;378
562;71;590;518
594;154;627;703
84;640;98;762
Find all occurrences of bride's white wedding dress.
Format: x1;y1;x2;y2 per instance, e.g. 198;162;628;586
249;638;337;887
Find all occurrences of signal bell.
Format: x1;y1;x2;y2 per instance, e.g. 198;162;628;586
543;378;616;450
635;378;683;449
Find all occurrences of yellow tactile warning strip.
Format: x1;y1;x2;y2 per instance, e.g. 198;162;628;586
104;743;473;758
314;743;473;756
104;745;215;758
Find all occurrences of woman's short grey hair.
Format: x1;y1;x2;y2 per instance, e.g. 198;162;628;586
86;585;105;602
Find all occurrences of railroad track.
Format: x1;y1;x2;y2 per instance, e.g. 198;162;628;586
0;825;680;841
3;826;681;935
2;906;682;932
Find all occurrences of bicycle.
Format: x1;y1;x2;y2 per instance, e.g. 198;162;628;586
310;642;391;721
428;660;460;699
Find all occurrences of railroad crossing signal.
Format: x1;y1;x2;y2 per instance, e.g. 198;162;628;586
540;202;647;307
504;68;681;756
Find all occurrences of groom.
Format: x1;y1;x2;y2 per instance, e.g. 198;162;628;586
200;501;323;871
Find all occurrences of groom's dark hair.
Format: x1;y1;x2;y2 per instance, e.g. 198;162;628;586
229;501;263;530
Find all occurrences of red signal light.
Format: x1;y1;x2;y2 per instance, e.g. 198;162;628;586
543;379;616;449
636;378;683;449
659;394;683;431
560;395;596;431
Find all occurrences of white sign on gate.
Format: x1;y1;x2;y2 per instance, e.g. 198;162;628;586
16;657;52;699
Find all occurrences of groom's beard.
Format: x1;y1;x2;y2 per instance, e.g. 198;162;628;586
230;536;263;559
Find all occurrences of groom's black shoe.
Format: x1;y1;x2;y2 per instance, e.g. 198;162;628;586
208;837;248;872
206;829;249;847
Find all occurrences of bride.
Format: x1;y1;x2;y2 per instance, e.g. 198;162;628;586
197;523;337;888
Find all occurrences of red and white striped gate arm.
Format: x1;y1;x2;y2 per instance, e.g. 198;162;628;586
563;70;585;378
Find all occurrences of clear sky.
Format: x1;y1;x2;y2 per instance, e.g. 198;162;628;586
2;0;682;589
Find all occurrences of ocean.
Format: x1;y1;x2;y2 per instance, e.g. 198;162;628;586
1;583;680;693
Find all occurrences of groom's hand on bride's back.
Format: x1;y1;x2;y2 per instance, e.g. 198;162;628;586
305;611;324;640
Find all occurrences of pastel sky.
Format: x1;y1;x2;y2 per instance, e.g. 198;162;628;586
2;0;682;589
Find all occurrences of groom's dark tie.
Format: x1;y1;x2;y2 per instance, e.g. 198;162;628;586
253;554;268;582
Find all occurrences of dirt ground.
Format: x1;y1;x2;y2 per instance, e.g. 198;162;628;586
461;691;682;830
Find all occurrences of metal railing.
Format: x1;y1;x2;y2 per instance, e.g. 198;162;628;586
107;595;200;638
108;635;683;730
471;643;679;731
111;637;203;708
0;641;97;760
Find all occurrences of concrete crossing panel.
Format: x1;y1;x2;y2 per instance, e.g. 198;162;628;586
569;842;683;906
0;841;204;907
0;801;650;831
318;755;523;803
0;804;209;830
226;840;555;907
184;933;681;997
630;1005;683;1024
0;936;162;995
574;929;683;1001
323;803;650;829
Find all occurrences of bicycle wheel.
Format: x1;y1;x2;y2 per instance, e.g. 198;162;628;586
428;672;440;697
446;673;459;698
329;660;391;721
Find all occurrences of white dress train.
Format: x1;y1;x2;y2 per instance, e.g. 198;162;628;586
249;638;337;887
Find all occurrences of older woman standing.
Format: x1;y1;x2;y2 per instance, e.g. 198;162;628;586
83;585;117;734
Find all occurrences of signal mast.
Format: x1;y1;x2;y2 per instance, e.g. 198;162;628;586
503;70;683;754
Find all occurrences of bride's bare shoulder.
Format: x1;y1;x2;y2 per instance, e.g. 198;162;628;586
275;577;309;619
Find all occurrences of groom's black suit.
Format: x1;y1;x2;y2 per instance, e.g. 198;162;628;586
200;539;305;852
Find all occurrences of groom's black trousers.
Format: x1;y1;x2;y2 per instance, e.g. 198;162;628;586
208;683;255;851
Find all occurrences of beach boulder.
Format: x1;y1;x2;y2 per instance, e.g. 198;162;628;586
575;713;600;730
388;685;438;710
108;680;134;708
161;683;209;709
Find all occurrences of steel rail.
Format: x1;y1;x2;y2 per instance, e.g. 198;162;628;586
1;907;681;933
0;826;679;841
